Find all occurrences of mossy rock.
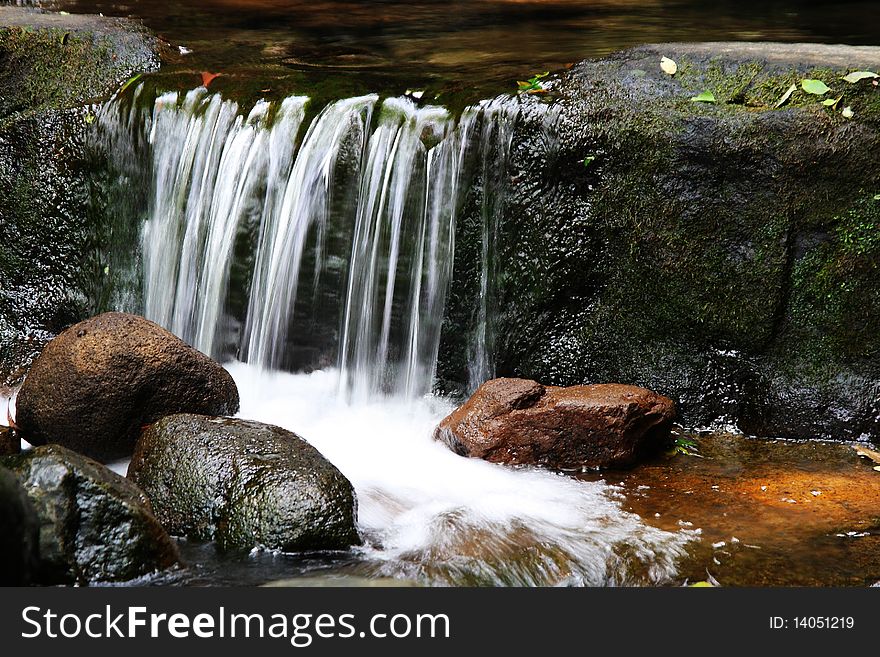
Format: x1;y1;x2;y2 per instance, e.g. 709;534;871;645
0;8;159;386
2;444;181;584
128;414;361;553
440;42;880;442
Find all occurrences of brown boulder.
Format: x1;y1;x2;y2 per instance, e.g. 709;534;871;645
15;312;239;461
435;378;675;470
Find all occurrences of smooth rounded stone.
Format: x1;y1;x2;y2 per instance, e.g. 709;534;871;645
435;377;676;470
2;444;180;584
0;426;19;456
15;312;240;461
0;466;39;585
128;414;361;553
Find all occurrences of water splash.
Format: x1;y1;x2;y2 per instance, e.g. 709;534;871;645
228;362;694;586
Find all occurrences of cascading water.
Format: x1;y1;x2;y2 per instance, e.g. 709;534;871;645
94;85;694;586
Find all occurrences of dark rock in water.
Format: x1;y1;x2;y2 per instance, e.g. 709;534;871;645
0;466;39;585
435;377;675;469
439;42;880;442
0;426;19;456
15;312;240;461
2;445;180;584
128;414;360;553
0;7;160;388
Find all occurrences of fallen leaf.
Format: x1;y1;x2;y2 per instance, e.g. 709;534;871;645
775;84;797;108
660;57;678;76
842;106;854;119
690;91;716;103
583;155;596;167
821;97;842;108
119;72;143;95
201;72;222;87
842;71;879;83
801;79;831;95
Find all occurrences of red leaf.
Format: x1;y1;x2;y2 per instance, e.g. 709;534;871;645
201;72;221;87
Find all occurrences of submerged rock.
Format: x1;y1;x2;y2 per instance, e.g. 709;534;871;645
15;312;240;461
0;426;18;456
435;377;675;469
2;444;180;584
128;414;360;553
0;466;39;585
439;42;880;442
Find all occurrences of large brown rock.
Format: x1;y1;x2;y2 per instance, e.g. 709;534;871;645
15;312;239;461
435;378;675;470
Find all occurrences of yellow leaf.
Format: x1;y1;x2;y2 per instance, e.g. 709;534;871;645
660;57;677;76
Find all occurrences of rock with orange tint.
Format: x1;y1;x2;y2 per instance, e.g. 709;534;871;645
434;378;675;470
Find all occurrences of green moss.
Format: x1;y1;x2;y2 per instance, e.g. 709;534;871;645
788;194;880;361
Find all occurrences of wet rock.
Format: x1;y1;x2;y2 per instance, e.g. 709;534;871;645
0;466;39;585
0;7;160;388
435;377;675;469
2;444;180;584
440;42;880;442
15;312;240;461
0;426;19;456
128;414;360;553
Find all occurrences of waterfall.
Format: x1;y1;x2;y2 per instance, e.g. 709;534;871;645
467;97;518;392
337;99;478;401
141;89;309;357
113;86;519;398
242;95;377;370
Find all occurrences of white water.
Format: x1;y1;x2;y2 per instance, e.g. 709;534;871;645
228;362;692;586
135;90;487;396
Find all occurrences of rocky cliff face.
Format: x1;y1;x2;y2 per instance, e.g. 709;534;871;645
0;7;160;388
440;43;880;442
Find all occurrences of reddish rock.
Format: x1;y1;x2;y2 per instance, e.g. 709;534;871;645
434;378;676;470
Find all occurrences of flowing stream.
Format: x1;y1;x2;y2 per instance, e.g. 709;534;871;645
89;86;695;585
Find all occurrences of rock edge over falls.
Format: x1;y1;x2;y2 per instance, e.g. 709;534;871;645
0;7;879;444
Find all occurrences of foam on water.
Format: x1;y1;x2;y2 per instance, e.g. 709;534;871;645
227;361;694;586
